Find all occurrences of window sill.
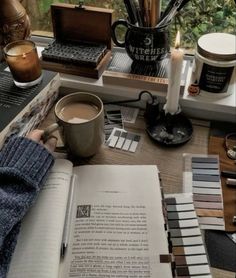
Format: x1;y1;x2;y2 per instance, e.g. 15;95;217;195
59;70;236;123
36;41;236;123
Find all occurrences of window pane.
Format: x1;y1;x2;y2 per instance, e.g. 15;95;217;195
23;0;236;49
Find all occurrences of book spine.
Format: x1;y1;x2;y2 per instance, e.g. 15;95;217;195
103;71;169;93
0;74;60;148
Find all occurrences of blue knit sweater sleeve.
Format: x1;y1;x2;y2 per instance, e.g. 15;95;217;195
0;136;54;277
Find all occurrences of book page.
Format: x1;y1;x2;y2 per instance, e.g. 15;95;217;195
8;159;73;278
61;165;172;278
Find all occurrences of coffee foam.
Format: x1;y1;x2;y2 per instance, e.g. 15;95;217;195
59;101;99;123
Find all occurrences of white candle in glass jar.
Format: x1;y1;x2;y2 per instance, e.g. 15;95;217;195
164;31;184;114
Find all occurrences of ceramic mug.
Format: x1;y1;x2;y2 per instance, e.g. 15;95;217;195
47;92;104;158
111;19;169;63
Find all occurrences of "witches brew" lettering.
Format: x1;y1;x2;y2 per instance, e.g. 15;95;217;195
128;46;166;61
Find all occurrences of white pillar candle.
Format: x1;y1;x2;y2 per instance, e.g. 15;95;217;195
164;31;184;114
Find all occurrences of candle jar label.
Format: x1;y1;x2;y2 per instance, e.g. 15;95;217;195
199;63;234;93
4;40;42;88
191;33;236;97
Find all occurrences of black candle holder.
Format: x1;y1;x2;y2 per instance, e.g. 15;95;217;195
146;108;193;146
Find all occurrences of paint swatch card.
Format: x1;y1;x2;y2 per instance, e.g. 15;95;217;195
105;104;139;123
106;128;141;153
104;107;123;141
164;193;212;278
183;154;225;231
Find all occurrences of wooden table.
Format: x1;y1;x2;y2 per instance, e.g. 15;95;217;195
40;106;234;278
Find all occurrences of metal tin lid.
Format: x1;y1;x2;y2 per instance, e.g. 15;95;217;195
197;33;236;61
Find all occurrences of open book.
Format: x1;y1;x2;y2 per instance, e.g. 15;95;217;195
8;160;172;278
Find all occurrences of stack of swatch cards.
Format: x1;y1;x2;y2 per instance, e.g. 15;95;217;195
104;105;141;153
183;154;225;231
106;128;141;153
164;193;212;277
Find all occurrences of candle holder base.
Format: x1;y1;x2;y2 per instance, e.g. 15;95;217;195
13;74;43;89
146;110;193;146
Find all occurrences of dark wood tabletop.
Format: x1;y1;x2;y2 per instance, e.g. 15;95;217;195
39;105;234;278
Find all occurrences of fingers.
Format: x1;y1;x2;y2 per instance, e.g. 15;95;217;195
41;123;59;143
44;136;58;153
26;129;58;153
26;130;44;142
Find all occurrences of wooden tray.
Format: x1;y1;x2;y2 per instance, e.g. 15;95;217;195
208;121;236;232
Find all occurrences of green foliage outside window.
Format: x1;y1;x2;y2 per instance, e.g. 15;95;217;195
24;0;236;50
172;0;236;49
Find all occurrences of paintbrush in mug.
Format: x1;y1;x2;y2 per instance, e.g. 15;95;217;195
133;0;144;26
156;0;186;27
124;0;140;26
150;0;162;27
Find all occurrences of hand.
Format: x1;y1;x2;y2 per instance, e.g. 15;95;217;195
26;129;57;153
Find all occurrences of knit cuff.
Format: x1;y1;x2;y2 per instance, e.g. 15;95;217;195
0;136;54;190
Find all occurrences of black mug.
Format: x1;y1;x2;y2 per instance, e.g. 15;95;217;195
111;19;170;63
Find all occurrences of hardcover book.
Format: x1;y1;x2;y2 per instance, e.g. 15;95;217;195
0;63;60;148
102;47;191;93
8;160;212;278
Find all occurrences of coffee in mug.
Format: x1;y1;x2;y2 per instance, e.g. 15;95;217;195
54;92;104;158
58;101;100;124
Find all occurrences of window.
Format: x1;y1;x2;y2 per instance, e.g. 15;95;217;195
22;0;236;50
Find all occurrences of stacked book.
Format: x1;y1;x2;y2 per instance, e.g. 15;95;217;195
102;47;191;93
0;63;60;148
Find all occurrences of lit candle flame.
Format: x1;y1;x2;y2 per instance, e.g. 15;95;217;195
175;31;181;49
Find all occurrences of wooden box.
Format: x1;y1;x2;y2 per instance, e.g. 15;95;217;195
41;3;113;79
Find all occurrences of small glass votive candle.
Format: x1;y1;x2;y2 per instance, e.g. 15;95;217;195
3;40;42;88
